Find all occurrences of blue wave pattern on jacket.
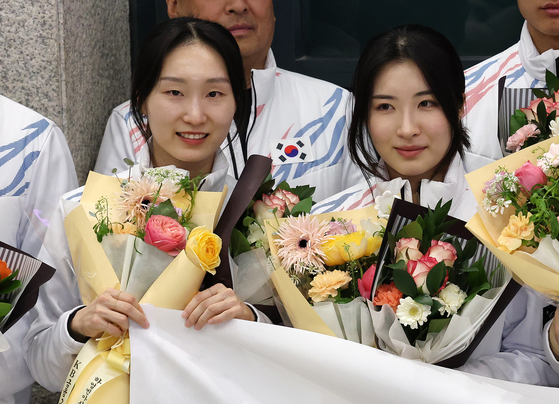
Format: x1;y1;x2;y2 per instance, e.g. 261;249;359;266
272;88;346;184
0;119;48;197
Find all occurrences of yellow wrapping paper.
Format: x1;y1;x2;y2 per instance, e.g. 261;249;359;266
60;171;226;404
265;205;379;338
465;137;559;299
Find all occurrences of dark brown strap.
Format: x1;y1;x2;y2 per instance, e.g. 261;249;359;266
204;154;272;289
435;278;521;369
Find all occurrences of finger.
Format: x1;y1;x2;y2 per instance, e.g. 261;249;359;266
104;321;125;338
100;292;149;328
183;284;226;320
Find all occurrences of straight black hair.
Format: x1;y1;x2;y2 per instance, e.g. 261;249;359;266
130;17;246;145
348;24;470;182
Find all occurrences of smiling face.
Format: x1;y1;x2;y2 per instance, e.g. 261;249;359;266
144;42;236;176
368;61;452;189
518;0;559;52
167;0;275;72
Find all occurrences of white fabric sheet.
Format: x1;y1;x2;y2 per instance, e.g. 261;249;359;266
129;305;558;404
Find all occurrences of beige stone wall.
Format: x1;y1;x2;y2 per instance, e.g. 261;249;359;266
0;0;131;184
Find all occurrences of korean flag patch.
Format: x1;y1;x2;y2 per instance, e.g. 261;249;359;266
270;137;315;165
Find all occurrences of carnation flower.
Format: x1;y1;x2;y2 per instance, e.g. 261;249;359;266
374;190;400;219
373;282;403;312
327;218;357;236
506;123;540;152
308;270;352;303
433;283;467;316
497;212;535;253
275;215;332;274
395;297;431;329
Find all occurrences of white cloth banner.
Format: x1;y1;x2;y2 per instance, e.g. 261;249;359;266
129;305;558;404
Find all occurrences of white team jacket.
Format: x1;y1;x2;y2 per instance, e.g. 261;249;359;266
311;155;559;386
23;146;270;393
463;21;559;172
93;50;363;202
0;95;78;404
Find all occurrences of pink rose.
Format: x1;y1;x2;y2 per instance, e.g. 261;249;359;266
253;193;286;223
358;264;376;299
521;98;553;122
272;188;300;211
394;238;423;263
425;240;457;267
514;161;547;195
506;124;540;152
144;215;186;256
407;256;438;291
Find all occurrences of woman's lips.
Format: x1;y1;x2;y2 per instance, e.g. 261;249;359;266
395;146;426;158
176;132;208;145
543;3;559;15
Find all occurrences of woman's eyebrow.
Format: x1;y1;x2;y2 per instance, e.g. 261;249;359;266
159;76;230;84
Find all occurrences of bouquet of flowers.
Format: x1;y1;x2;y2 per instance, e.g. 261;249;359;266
59;167;226;404
0;241;56;351
265;206;385;344
504;70;559;153
370;199;508;363
466;137;559;299
228;174;315;306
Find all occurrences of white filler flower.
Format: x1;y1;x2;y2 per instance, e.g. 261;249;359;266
434;283;467;316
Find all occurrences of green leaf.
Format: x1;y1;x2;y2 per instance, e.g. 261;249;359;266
291;185;316;201
426;261;446;295
459;238;478;263
546;69;559;94
532;88;549;99
242;216;258;228
0;302;12;318
428;318;451;334
111;168;118;174
230;228;252;258
0;279;21;295
510;109;529;135
393;269;417;298
150;199;179;220
386;259;407;271
414;295;433;306
537;99;548;128
123;158;135;167
464;282;491;304
290;197;313;216
396;221;423;240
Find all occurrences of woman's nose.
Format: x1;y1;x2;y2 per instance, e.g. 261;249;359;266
182;98;207;125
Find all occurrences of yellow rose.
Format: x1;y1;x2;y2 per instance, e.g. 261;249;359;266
308;270;352;303
497;212;534;253
185;226;222;274
321;231;372;266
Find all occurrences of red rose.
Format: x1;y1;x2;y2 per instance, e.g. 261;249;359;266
407;256;438;292
253;193;286;224
144;215;186;256
514;161;547;196
425;240;457;267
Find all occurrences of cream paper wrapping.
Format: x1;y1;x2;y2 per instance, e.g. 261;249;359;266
59;171;226;404
465;137;559;299
265;206;379;344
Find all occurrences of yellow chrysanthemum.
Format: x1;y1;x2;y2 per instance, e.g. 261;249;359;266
308;270;352;303
112;222;138;236
497;212;534;253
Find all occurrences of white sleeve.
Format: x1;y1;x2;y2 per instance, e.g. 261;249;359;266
22;198;85;393
93;106;137;175
459;287;559;386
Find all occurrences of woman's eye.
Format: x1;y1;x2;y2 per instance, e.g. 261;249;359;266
419;100;437;108
376;103;392;111
208;91;221;98
169;90;182;96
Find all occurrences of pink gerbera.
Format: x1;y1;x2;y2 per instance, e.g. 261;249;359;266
117;177;175;229
275;215;332;275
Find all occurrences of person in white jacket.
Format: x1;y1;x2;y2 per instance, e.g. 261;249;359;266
463;0;559;172
0;95;78;404
94;0;363;202
23;17;271;395
312;24;559;386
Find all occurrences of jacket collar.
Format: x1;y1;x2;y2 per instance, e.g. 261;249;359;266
518;21;559;82
250;49;279;108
